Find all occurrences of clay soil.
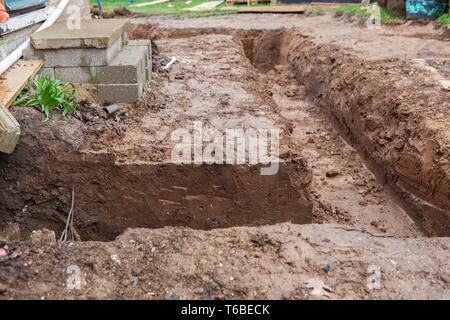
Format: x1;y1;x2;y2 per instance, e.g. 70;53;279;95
0;12;449;299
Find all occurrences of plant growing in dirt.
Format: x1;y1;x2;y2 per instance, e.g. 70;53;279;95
88;60;98;85
13;75;78;122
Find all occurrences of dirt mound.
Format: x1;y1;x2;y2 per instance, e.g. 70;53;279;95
101;7;146;19
1;224;449;299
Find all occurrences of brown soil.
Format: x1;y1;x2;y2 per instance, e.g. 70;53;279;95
2;224;450;300
128;20;449;236
287;33;449;236
1;12;449;299
1;34;314;242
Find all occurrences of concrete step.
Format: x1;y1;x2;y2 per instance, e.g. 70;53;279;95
23;35;124;68
97;82;145;104
97;40;153;104
127;40;152;68
23;20;153;104
98;44;147;84
30;19;130;49
128;39;153;82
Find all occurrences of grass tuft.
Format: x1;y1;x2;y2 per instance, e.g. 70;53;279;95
436;13;449;27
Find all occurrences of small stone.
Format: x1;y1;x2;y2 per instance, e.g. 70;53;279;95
31;229;56;244
110;254;121;265
440;272;450;283
371;220;387;233
322;264;331;273
306;106;320;114
359;200;368;206
0;284;8;295
439;80;449;91
305;278;332;298
0;224;20;242
326;171;340;178
132;268;143;276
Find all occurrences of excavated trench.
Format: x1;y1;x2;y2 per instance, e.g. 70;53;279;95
241;29;448;237
0;29;313;242
0;27;448;243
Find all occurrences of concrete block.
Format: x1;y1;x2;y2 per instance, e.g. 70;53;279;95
98;45;147;84
122;30;128;45
128;39;152;69
97;82;144;104
145;68;152;82
128;39;152;55
0;102;20;154
31;19;130;49
38;67;55;79
54;67;92;83
23;36;123;68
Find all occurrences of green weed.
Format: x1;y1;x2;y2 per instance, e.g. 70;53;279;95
13;75;78;123
88;60;99;85
436;13;449;27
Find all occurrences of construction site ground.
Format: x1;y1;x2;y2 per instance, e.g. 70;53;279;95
0;11;449;299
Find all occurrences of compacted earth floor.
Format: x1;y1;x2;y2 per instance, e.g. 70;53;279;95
0;12;449;299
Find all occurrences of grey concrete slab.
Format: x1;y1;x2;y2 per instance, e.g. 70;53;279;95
31;19;130;49
23;36;123;68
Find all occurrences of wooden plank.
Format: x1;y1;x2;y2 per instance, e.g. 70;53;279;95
128;0;169;8
0;59;43;108
188;1;223;11
234;4;308;13
0;102;20;154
